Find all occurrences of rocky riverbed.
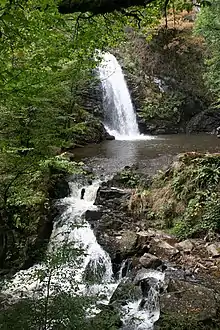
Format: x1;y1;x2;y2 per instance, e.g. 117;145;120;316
85;154;220;329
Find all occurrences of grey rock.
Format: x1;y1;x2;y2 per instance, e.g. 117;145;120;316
206;243;220;257
139;253;162;269
175;239;194;253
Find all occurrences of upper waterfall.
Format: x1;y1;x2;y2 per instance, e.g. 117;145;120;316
99;52;141;140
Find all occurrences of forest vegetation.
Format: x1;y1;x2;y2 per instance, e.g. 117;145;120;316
0;0;220;328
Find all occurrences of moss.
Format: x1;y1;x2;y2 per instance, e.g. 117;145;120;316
138;153;220;239
110;281;142;306
112;167;151;189
155;313;220;330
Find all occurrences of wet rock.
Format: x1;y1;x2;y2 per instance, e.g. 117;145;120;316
140;277;161;297
206;243;220;258
105;133;115;140
156;278;220;328
175;239;194;253
186;108;220;134
139;253;162;269
94;187;130;209
216;126;220;138
110;279;142;306
82;165;93;175
85;210;103;222
49;177;70;199
98;230;137;275
138;118;181;135
133;268;163;284
83;259;107;283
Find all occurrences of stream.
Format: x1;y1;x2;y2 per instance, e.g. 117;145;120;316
2;179;164;330
1;52;220;329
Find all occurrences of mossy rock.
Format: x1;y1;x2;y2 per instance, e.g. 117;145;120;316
155;314;220;330
110;280;142;306
89;305;122;330
155;279;220;330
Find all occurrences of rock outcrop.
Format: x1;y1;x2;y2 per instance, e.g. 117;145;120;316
186;107;220;134
117;18;214;135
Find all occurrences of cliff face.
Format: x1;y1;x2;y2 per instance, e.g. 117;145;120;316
118;13;215;134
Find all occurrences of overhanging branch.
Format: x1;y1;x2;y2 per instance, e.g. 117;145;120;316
58;0;157;15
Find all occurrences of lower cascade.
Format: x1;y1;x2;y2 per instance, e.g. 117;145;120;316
2;179;164;329
99;53;142;140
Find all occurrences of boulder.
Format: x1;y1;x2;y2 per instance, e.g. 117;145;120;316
149;238;179;260
85;210;103;222
206;243;220;258
156;278;220;328
94;227;138;275
94;187;130;208
117;231;137;256
110;279;142;306
49;177;70;199
175;239;194;253
139;253;162;269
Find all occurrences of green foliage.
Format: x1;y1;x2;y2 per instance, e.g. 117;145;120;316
140;92;184;121
171;154;220;201
195;0;220;103
119;169;141;188
149;153;220;239
0;0;139;236
173;192;220;239
0;239;94;329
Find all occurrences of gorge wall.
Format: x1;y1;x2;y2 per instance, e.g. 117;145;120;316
115;12;217;135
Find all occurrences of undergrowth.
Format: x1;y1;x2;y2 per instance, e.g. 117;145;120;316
129;153;220;239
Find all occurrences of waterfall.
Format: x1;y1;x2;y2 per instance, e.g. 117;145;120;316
2;180;117;303
2;179;164;329
99;52;141;140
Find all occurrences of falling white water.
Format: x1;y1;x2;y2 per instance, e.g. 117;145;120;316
2;181;117;304
2;180;164;330
99;53;152;141
121;270;165;330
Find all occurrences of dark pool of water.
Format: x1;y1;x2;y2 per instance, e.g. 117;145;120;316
74;134;220;176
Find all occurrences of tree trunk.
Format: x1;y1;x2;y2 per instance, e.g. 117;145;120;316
58;0;156;14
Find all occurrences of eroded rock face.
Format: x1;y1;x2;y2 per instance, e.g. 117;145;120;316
186;108;220;134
